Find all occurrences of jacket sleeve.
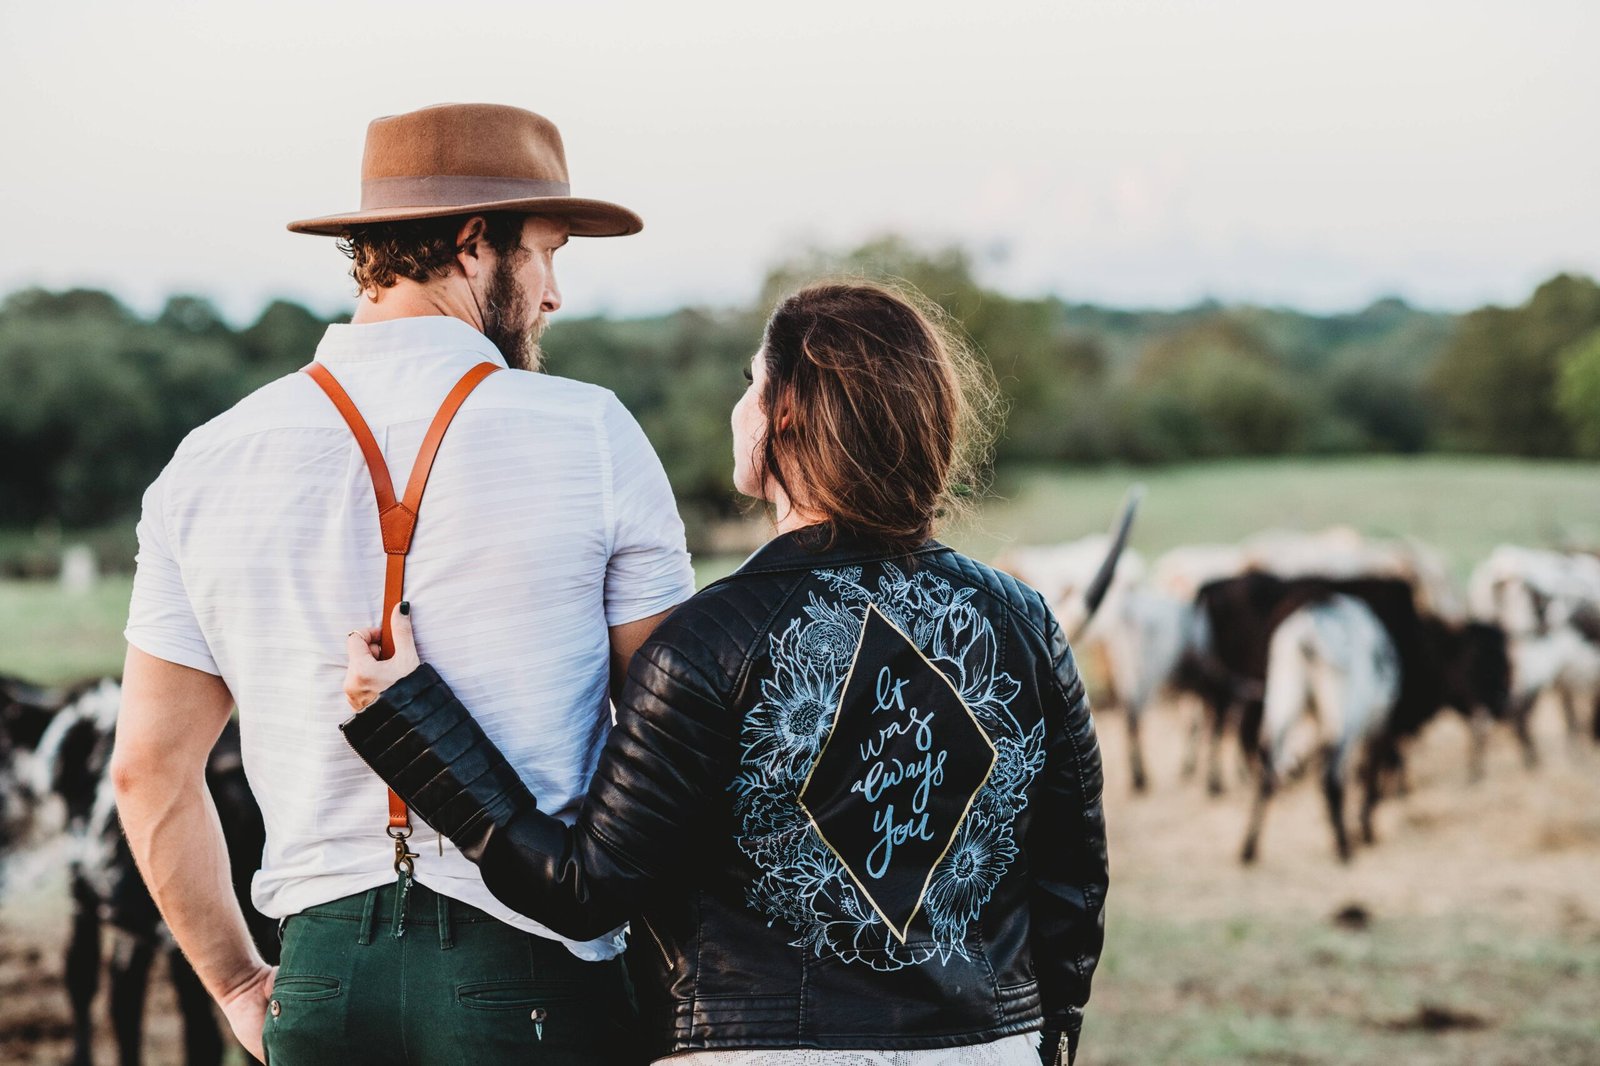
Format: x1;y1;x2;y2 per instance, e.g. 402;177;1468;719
341;628;739;941
1027;607;1109;1062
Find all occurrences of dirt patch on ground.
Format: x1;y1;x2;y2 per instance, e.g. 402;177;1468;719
1084;690;1600;1064
1101;693;1600;932
1381;1004;1491;1033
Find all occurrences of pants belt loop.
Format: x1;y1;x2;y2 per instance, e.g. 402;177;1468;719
438;892;454;950
357;888;378;946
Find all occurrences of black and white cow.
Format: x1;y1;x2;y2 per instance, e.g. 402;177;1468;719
0;674;93;866
2;677;277;1066
1183;575;1511;863
1187;573;1514;806
1239;594;1510;863
1244;593;1400;863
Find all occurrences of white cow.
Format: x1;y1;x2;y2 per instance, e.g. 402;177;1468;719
1240;594;1402;864
1096;587;1207;792
1470;546;1600;634
1470;546;1600;752
1243;528;1459;618
995;535;1146;640
1150;544;1247;600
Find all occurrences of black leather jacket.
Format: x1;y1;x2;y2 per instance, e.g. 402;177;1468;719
344;530;1108;1063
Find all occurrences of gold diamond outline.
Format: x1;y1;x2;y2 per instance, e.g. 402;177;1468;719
796;601;999;944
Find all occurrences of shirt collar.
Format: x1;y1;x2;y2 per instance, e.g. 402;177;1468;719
312;316;509;368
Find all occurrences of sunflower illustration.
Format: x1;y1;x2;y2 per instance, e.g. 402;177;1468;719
923;811;1019;944
743;619;844;781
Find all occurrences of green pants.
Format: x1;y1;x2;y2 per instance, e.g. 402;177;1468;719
263;879;642;1066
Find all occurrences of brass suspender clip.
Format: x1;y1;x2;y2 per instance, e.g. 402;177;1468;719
389;825;418;878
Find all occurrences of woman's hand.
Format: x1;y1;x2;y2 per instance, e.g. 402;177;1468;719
344;601;421;711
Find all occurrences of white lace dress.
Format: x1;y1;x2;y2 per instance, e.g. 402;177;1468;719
656;1033;1040;1065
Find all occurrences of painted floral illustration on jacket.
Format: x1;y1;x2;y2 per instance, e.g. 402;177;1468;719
730;563;1047;970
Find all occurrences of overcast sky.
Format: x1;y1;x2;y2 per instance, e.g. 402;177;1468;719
2;0;1595;323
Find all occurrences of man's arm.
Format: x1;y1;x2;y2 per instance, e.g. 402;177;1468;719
608;607;675;702
112;646;274;1062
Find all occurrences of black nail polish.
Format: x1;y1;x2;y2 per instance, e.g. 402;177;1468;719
399;601;410;616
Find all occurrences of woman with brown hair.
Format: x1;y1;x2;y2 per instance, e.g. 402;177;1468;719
339;281;1109;1065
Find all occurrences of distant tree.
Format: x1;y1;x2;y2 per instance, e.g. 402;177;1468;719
3;287;131;322
1430;273;1600;455
992;325;1107;461
756;235;985;322
1326;357;1433;453
0;287;331;526
157;295;230;337
240;299;331;376
1122;317;1308;457
1557;327;1600;458
1134;316;1278;385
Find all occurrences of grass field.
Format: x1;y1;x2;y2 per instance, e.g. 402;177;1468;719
949;455;1600;581
2;455;1599;1064
0;575;134;684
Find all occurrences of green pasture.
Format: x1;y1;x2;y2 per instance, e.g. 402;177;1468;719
949;455;1600;580
0;574;133;684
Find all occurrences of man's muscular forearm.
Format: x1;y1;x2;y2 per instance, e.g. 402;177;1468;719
112;646;274;1061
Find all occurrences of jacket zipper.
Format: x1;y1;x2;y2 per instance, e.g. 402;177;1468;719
643;918;675;973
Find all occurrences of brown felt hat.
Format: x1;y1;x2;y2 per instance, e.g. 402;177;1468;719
287;103;642;238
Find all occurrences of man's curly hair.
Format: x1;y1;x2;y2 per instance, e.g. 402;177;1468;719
338;212;527;293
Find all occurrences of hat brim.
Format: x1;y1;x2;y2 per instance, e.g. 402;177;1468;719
286;196;642;237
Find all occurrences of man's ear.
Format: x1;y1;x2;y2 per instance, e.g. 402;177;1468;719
454;216;489;279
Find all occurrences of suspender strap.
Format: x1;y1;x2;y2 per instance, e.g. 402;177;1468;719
303;360;502;839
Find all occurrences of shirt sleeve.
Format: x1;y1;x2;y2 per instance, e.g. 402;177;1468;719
124;470;221;676
600;393;696;627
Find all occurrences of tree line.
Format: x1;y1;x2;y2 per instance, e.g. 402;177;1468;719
2;237;1598;553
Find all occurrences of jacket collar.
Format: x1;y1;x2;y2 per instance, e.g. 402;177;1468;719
733;525;945;577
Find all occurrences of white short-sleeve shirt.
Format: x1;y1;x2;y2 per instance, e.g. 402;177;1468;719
124;316;696;960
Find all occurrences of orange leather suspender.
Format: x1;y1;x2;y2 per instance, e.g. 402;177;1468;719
303;360;501;864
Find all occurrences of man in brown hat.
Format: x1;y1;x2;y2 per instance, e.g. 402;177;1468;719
112;103;693;1063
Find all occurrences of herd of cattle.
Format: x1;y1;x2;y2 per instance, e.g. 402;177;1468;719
0;529;1597;1063
1002;529;1600;864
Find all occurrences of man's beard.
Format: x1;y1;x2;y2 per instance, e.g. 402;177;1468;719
480;258;546;371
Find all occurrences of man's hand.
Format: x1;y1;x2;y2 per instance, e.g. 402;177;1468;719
219;963;277;1063
344;602;422;711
